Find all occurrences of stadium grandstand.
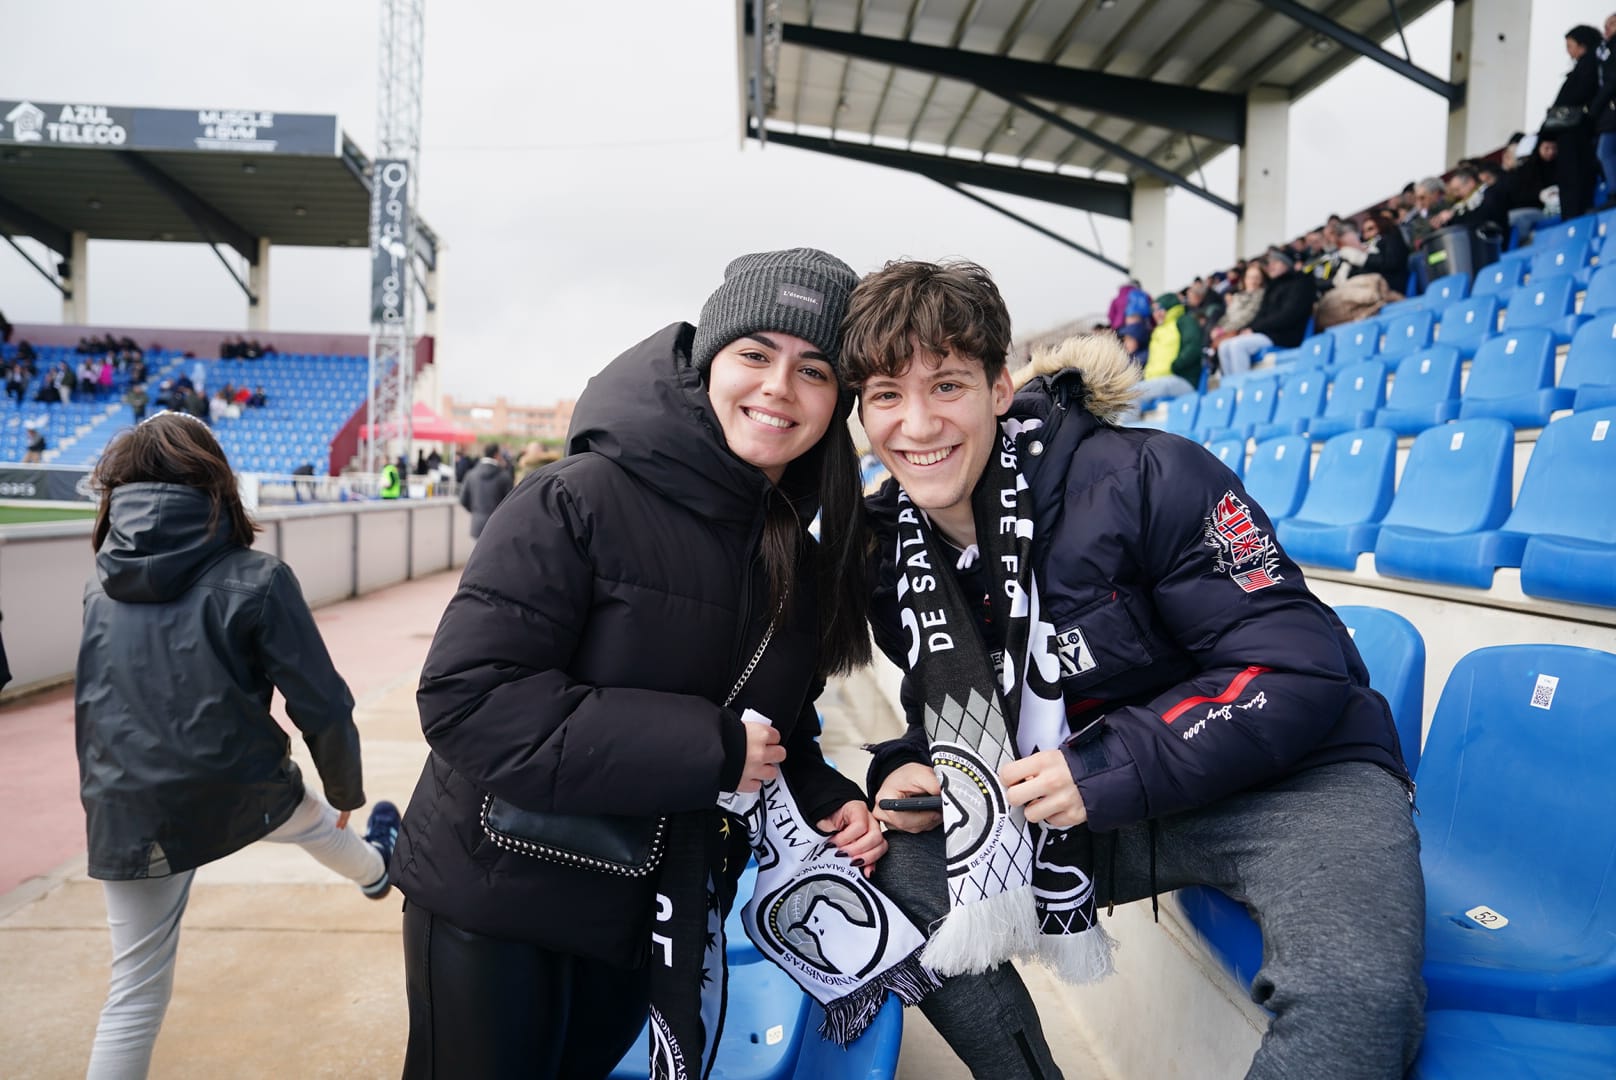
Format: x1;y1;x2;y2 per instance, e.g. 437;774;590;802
4;2;1616;1078
0;98;441;494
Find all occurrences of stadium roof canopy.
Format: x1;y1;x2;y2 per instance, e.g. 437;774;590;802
0;99;438;295
739;0;1453;257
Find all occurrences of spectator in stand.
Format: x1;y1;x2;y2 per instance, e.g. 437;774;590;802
1108;280;1139;330
1431;165;1510;234
1341;211;1410;294
248;386;267;408
1135;292;1205;405
1119;323;1149;368
5;364;26;407
59;363;76;404
77;359;96;402
1588;14;1616;204
232;385;251;406
458;442;516;540
1552;25;1604;220
1211;263;1268;348
98;358;115;400
1406;177;1449;244
208;390;230;426
36;370;59;405
124;383;149;424
23;420;45;463
1187;280;1225;330
1317;223;1400;328
1217;248;1317;377
17;339;37;369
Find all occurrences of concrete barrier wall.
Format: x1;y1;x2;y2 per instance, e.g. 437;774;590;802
0;498;471;699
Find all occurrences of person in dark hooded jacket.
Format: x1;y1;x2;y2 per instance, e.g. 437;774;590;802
457;441;514;538
392;248;883;1079
841;261;1423;1080
75;411;401;1079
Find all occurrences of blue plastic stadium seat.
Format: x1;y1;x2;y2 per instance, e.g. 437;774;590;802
1456;327;1572;427
1418;643;1616;1023
1190;388;1238;441
1372;419;1516;588
1275;428;1397;568
1499;274;1584;342
1378;309;1436;360
1295;334;1335;369
1211;381;1279;440
1329;320;1382;365
1305;360;1388;440
1163;393;1200;436
1373;346;1463;435
1375;296;1427;320
1562;312;1616;412
1178;603;1424;992
1515;406;1616;607
1580;263;1616;317
1411;1011;1616;1080
610;862;903;1080
1433;294;1501;358
1242;435;1311;520
1472;259;1527;297
1422;272;1470;308
1249;369;1328;440
1204;437;1247;477
1533;213;1599;252
1526;234;1593;285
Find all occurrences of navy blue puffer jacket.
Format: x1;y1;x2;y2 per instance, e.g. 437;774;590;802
866;345;1410;833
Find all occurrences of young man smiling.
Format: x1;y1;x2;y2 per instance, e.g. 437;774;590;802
843;260;1425;1080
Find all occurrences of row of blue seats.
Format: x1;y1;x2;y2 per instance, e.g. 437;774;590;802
1180;614;1616;1078
1205;408;1614;607
1176;319;1613;444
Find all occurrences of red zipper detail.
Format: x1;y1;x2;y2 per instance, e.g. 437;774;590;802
1159;665;1271;724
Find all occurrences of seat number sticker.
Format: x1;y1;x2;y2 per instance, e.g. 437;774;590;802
1465;905;1509;930
1530;674;1558;710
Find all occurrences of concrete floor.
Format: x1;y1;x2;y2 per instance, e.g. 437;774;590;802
0;569;1112;1079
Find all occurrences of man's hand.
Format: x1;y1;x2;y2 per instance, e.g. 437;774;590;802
817;800;888;878
1001;749;1088;829
738;722;786;793
871;761;943;834
335;810;352;832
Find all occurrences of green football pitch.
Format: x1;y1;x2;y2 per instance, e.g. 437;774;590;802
0;505;98;525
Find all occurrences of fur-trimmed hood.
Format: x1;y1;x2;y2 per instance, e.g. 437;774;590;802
1010;333;1141;424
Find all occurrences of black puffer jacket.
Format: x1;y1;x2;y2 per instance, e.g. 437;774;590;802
76;484;361;880
393;323;862;967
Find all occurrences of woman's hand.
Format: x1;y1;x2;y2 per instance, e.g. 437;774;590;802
737;721;786;792
871;761;943;835
817;799;888;878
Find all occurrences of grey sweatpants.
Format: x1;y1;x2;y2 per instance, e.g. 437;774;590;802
873;760;1426;1080
86;791;384;1079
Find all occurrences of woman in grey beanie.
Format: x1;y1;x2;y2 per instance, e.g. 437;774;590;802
395;248;888;1078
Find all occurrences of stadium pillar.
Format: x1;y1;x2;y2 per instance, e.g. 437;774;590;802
1237;88;1289;259
62;230;89;325
1130;179;1168;295
248;238;271;331
1446;0;1531;161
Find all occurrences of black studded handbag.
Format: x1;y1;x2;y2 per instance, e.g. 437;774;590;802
480;616;777;877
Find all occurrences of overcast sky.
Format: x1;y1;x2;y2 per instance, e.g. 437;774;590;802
0;0;1597;405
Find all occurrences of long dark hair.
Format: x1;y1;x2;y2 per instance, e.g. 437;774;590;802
758;405;870;678
91;412;258;550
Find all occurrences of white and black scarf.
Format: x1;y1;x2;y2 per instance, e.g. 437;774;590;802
645;715;939;1079
890;417;1113;982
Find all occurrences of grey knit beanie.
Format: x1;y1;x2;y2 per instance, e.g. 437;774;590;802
690;248;857;375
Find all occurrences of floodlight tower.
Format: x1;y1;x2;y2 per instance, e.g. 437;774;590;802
364;0;425;475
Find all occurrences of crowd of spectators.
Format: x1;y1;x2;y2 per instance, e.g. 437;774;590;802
1086;20;1616;405
219;335;276;360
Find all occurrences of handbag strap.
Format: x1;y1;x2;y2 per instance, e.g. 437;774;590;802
724;611;778;707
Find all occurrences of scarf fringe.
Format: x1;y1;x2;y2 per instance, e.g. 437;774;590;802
817;951;942;1047
1038;923;1117;985
921;883;1042;976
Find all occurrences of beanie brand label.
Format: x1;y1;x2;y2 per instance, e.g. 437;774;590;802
775;283;824;313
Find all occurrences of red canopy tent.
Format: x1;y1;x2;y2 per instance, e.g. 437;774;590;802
361;401;476;444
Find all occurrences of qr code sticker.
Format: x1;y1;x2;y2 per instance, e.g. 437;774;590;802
1530;674;1559;710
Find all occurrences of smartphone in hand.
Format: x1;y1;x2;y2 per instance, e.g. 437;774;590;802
878;795;943;812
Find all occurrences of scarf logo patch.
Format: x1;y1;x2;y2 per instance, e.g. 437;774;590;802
1204;490;1283;593
755;872;891;982
932;740;1010;874
1055;625;1098;677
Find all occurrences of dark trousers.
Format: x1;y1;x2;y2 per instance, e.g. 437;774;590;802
1558;129;1599;221
402;901;650;1080
874;761;1426;1080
